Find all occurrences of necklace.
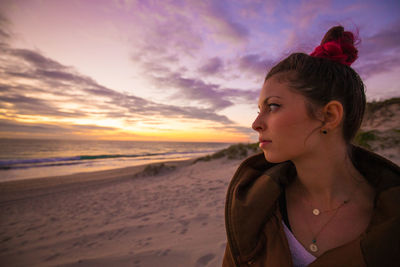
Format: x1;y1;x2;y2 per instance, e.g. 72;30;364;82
301;181;360;217
300;184;361;253
310;199;349;216
307;206;343;252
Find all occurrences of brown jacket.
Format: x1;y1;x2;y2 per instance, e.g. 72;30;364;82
223;146;400;267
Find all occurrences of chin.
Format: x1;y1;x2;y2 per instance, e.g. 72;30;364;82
263;150;288;163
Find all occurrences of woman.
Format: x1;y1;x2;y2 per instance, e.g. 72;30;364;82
223;26;400;267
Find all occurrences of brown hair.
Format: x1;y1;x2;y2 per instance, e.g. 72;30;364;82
265;26;365;144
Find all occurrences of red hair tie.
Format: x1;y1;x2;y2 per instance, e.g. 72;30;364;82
310;36;358;66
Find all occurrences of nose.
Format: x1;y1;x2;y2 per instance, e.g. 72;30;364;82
252;113;265;132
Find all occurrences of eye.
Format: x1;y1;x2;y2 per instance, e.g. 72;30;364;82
268;103;280;112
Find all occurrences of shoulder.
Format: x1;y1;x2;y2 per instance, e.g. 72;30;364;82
224;154;295;265
351;145;400;190
225;153;295;237
352;146;400;265
227;153;295;196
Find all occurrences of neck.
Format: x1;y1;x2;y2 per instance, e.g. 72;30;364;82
291;143;362;209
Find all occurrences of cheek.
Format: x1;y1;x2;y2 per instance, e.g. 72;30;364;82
272;113;309;136
263;113;316;162
270;112;319;149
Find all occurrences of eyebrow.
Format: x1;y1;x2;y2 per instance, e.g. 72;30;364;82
258;96;282;109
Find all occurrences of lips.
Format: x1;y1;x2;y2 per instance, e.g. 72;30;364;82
259;138;272;148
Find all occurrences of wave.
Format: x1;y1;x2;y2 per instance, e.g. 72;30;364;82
0;150;215;170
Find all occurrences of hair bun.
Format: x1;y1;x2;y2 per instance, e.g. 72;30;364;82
310;26;358;66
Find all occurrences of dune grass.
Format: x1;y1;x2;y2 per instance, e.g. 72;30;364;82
354;130;378;149
365;97;400;114
194;143;260;163
134;163;176;177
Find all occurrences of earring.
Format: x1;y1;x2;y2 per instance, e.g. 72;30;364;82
322;130;328;134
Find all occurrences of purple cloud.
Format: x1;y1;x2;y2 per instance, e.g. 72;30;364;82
238;53;275;77
355;20;400;78
11;48;66;70
198;57;224;75
0;13;11;41
149;70;258;111
202;0;250;42
0;43;240;131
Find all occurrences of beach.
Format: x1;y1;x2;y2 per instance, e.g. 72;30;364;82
1;136;398;267
0;155;246;267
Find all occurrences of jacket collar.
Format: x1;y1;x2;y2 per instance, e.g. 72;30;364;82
225;145;400;264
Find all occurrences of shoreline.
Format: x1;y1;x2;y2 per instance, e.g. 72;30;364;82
0;143;260;203
0;139;234;183
0;157;195;203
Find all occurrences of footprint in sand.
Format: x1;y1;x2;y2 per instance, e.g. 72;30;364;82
196;253;215;266
179;219;190;226
1;236;12;243
57;231;64;236
45;253;61;261
161;249;171;256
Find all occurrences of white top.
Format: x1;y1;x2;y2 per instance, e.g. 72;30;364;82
282;221;316;267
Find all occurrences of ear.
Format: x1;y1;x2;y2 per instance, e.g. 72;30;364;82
321;100;344;131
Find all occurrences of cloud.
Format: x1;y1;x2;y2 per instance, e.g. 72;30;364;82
11;48;67;70
0;43;243;136
0;92;86;118
197;0;249;43
359;22;400;57
0;118;117;135
279;0;342;52
122;0;250;46
237;0;280;18
238;53;275;78
295;0;332;29
355;21;400;78
115;1;263;113
0;12;12;41
198;57;224;75
130;29;259;112
211;124;255;136
148;69;259;111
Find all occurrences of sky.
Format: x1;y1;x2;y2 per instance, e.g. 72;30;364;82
0;0;399;142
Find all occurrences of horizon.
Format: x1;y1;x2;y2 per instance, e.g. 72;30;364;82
1;0;399;142
0;137;235;144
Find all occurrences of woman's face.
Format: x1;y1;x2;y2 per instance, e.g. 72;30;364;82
252;76;323;163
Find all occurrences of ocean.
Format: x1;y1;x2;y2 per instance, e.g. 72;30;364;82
0;139;232;182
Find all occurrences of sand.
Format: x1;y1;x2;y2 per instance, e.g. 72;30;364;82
0;157;244;267
1;145;398;267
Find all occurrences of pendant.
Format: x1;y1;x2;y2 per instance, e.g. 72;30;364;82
310;243;318;252
312;208;320;215
310;239;318;252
